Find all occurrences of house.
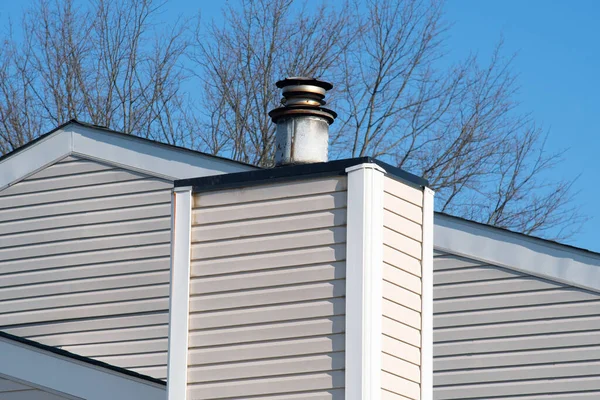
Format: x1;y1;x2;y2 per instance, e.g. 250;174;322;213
0;78;598;400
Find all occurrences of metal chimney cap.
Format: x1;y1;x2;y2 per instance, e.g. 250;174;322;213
276;77;333;91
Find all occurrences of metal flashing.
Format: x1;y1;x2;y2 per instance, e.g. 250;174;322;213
175;157;429;193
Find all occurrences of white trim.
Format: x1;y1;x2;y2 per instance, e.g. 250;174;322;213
166;187;193;400
435;213;600;293
345;163;385;400
0;336;165;400
421;188;435;400
0;122;254;190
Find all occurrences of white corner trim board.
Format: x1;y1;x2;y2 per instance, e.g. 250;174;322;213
345;163;386;400
435;213;600;293
0;121;254;190
420;188;435;400
0;336;166;400
167;187;193;400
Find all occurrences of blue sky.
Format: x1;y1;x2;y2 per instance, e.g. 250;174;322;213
1;0;598;250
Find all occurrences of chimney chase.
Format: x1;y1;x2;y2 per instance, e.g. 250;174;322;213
269;77;337;166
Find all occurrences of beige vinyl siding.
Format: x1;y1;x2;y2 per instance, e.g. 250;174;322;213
188;177;347;400
0;156;171;379
433;252;600;399
381;176;423;400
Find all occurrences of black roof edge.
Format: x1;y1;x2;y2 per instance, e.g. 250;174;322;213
0;119;257;170
0;330;166;386
175;157;429;192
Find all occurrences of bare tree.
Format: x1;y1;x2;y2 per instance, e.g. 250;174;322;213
193;0;585;239
0;0;192;150
0;0;585;239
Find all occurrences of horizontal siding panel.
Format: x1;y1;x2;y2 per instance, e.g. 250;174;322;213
384;193;422;225
24;158;112;180
434;376;600;399
191;227;346;260
0;178;171;210
384;177;424;207
193;177;347;208
384;210;422;242
0;217;170;248
191;262;345;294
434;266;523;285
434;277;558;299
383;316;421;347
383;299;421;329
384;263;421;294
382;335;420;365
0;297;168;327
0;203;170;236
0;284;168;315
1;169;147;197
384;227;422;261
189;316;345;348
7;313;169;338
382;353;421;383
189;280;345;313
194;191;346;225
187;371;345;400
0;257;169;288
435;330;600;356
435;346;600;373
435;300;600;328
0;244;170;274
384;246;421;277
433;255;484;271
0;230;169;261
192;209;346;243
382;389;413;400
381;371;420;400
33;324;168;347
435;288;595;313
383;281;421;312
188;353;345;383
0;270;169;301
63;337;167;357
0;190;171;224
435;359;600;386
189;298;345;331
189;334;345;366
435;315;600;342
191;244;345;277
213;390;345;400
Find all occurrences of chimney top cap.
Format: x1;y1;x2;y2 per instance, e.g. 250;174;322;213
276;77;333;91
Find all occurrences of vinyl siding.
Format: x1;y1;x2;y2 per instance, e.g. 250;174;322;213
0;155;172;379
433;252;600;399
188;177;347;400
382;177;423;400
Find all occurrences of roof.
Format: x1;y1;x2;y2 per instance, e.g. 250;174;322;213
175;156;429;192
0;330;166;400
435;212;600;293
0;119;256;190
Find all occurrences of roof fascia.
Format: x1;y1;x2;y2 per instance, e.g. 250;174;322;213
434;213;600;293
0;335;165;400
0;122;255;190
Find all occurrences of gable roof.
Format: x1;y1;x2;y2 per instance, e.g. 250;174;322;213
0;330;165;400
434;212;600;293
0;119;256;191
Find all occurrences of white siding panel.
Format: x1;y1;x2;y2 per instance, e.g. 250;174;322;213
0;156;172;380
188;177;347;399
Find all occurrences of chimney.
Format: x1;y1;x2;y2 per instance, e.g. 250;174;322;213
168;79;433;400
269;77;337;166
